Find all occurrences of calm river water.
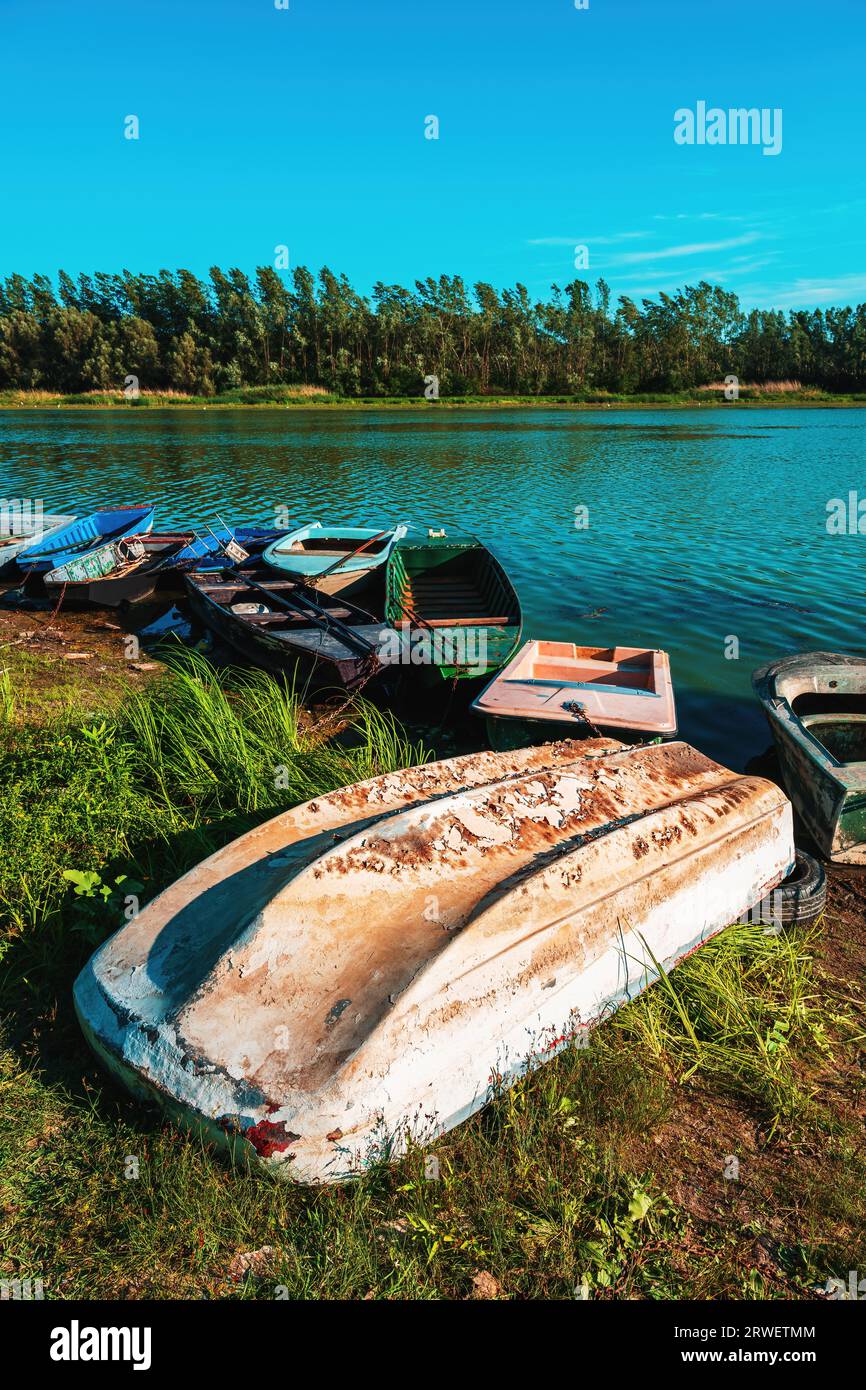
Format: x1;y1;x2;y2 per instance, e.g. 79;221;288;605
2;406;863;767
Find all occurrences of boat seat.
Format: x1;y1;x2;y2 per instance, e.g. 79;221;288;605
414;615;512;627
399;571;516;628
198;578;318;592
401;604;512;627
234;612;302;627
289;546;346;557
230;605;360;624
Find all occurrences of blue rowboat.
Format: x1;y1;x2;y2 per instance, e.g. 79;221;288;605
263;522;406;596
17;505;155;572
39;522;291;608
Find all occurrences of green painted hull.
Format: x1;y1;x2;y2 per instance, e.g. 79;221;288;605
385;532;521;683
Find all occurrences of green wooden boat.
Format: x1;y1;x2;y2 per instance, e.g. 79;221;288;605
753;651;866;863
384;528;522;682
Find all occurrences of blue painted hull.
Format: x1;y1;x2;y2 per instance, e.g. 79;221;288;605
17;505;155;572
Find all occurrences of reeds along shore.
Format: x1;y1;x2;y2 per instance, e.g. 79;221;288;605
2;384;865;410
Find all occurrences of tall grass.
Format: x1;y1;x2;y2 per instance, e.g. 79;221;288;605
121;649;425;816
612;923;832;1131
0;667;14;724
0;650;424;1002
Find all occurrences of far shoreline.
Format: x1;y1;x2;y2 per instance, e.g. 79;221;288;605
2;389;866;413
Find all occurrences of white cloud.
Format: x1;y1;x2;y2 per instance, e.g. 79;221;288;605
614;233;760;266
652;212;745;223
527;231;650;246
758;274;866;307
610;260;768;287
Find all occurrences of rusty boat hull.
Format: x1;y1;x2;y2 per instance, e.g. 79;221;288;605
74;739;793;1183
753;650;866;863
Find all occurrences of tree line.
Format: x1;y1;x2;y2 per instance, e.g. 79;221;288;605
0;266;864;397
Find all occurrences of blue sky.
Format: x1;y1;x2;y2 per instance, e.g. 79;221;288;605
1;0;864;310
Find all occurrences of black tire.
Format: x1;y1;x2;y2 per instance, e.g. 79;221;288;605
773;850;827;926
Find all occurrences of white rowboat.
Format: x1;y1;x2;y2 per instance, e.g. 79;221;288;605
74;738;793;1182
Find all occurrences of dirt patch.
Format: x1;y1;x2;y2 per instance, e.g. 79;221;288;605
0;589;163;711
0;588;338;739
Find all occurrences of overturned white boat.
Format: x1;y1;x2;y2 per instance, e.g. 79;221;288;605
74;739;794;1183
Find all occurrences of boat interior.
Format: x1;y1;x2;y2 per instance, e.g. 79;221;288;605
799;711;866;763
778;674;866;764
195;567;377;632
281;531;392;559
389;546;518;629
142;533;196;552
507;643;661;692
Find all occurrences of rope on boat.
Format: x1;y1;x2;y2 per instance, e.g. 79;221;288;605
49;580;68;620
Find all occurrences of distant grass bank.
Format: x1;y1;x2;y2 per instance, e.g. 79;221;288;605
2;385;866;411
1;641;864;1300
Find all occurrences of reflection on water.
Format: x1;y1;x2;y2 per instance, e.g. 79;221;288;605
1;406;863;767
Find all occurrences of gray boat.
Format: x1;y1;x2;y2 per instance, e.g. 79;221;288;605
753;650;866;863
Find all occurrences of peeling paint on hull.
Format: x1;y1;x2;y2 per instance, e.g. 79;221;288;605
74;738;794;1183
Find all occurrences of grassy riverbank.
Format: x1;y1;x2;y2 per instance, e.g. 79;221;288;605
1;640;864;1300
3;385;866;410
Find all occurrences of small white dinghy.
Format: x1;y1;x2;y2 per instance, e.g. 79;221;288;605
74;739;793;1183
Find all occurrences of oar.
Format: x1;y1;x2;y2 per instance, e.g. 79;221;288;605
306;530;390;587
209;517;245;556
229;570;380;659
